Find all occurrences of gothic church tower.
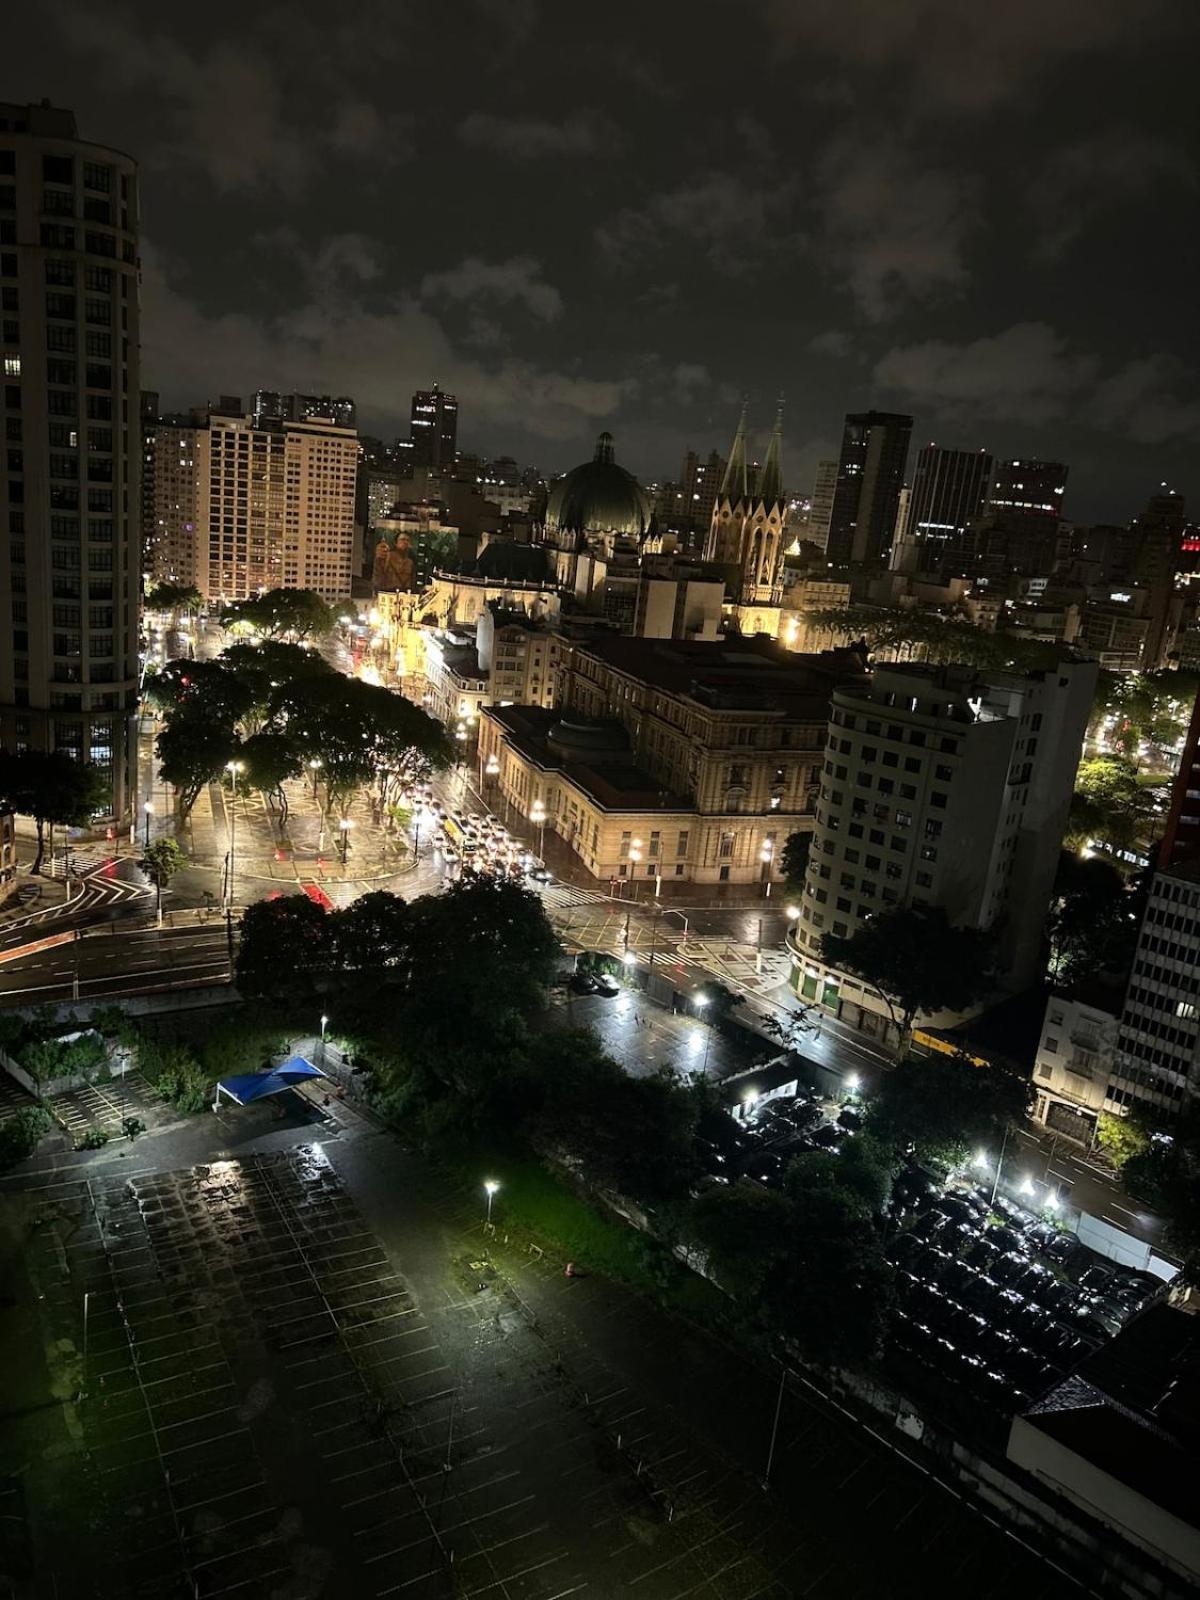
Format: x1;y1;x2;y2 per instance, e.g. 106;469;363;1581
705;404;788;603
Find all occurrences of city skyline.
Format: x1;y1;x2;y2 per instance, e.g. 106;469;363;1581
5;1;1199;520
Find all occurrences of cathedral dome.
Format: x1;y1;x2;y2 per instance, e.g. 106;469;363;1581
546;432;652;539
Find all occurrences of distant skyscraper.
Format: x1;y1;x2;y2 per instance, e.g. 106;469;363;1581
146;404;358;602
409;382;457;472
805;460;838;553
987;459;1068;520
1130;484;1186;671
252;390;356;429
907;444;993;574
0;102;141;819
826;411;912;567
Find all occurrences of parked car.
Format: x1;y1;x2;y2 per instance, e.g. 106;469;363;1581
568;971;599;994
595;972;620;997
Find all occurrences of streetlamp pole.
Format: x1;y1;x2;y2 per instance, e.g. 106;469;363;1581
143;800;153;849
484;1179;499;1225
990;1125;1011;1206
762;1363;786;1490
224;760;242;913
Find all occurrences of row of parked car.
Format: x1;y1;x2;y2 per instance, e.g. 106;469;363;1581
696;1086;1163;1416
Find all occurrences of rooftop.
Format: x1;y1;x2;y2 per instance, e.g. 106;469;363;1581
574;636;868;716
484;704;692;812
1020;1297;1200;1528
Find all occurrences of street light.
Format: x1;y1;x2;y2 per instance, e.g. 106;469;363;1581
338;818;353;865
224;760;243;912
694;991;714;1073
143;799;153;848
484;1178;500;1224
531;798;546;860
785;904;800;921
761;838;774;897
845;1073;860;1096
628;837;642;901
308;757;323;798
320;1013;329;1045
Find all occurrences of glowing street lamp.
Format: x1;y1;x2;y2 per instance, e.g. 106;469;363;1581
338;817;353;864
224;760;243;912
530;798;547;859
308;757;323;798
320;1013;329;1045
760;838;774;897
484;1179;500;1224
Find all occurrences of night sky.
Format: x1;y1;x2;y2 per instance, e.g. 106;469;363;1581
9;1;1199;519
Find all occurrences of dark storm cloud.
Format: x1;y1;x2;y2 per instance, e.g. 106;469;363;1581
7;0;1199;513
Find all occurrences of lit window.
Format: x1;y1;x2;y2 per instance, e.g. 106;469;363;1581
3;355;18;377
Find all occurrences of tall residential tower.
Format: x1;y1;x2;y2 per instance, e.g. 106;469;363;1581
825;410;912;568
0;102;140;819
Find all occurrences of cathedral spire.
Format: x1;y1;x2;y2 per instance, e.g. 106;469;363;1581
757;400;785;508
719;404;748;502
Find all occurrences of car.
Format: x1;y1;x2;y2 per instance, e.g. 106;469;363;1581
965;1238;1000;1273
912;1210;949;1240
941;1260;979;1300
527;863;552;883
743;1154;785;1188
984;1224;1027;1255
886;1233;925;1268
1077;1265;1115;1294
915;1245;955;1283
934;1194;982;1227
595;973;620;997
810;1123;844;1150
837;1106;864;1132
568;971;599;994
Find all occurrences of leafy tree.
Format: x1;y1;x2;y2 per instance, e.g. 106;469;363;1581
218;640;334;733
333;890;411;975
689;1182;796;1302
1096;1107;1154;1168
238;731;304;824
803;605;1059;674
1065;755;1158;855
535;1050;702;1202
155;716;237;819
146;581;202;621
786;1134;899;1216
774;1168;894;1362
0;749;109;872
820;905;994;1052
140;837;186;924
273;675;451;816
866;1052;1030;1169
1047;851;1142;987
235;894;337;1000
0;1106;52;1172
144;657;255;726
780;829;811;894
694;981;743;1022
219;587;336;640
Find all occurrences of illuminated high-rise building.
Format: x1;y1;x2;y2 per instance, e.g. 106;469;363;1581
907;443;993;574
409;382;457;472
0;102;140;819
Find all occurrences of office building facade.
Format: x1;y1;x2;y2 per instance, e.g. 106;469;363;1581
409;382;457;472
0;102;141;819
907;444;993;574
825;410;912;568
789;658;1095;1041
479;636;864;886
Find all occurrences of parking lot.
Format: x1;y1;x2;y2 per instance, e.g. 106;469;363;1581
718;1084;1168;1434
48;1068;167;1144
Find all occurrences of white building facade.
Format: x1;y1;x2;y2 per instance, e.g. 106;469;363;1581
789;658;1096;1041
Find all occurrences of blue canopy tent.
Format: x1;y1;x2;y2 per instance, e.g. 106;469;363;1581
213;1055;327;1110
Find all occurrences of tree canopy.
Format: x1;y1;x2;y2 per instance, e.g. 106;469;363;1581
820;904;994;1046
0;750;110;871
146;581;202;617
1065;755;1161;856
865;1052;1031;1170
802;605;1060;674
1047;850;1143;988
219;587;336;640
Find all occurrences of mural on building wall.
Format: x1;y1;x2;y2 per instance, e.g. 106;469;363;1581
372;533;417;592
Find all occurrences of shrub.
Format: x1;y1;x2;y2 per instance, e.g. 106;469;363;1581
76;1128;110;1150
0;1106;52;1171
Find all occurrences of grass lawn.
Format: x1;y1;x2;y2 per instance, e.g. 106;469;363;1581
442;1139;729;1328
